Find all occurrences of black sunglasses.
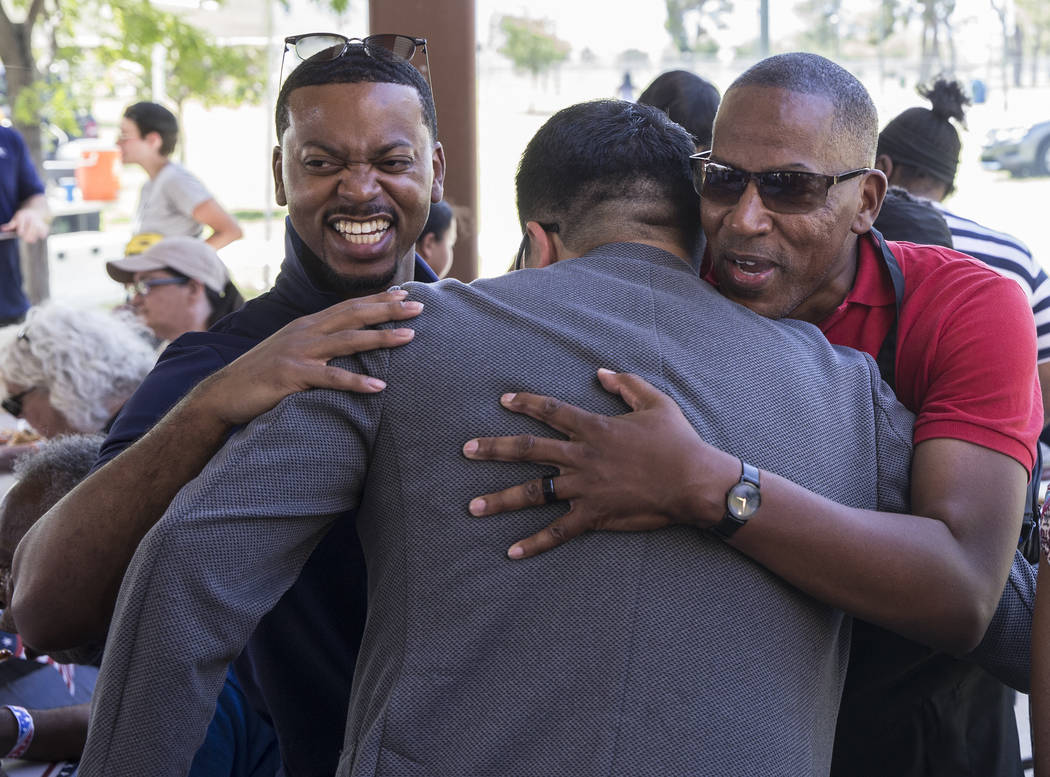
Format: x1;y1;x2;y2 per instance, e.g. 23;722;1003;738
690;151;870;215
513;223;559;271
281;33;433;101
2;387;36;418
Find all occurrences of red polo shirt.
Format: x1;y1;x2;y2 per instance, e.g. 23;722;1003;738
706;234;1041;471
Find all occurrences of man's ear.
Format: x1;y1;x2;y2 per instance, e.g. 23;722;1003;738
272;146;286;207
431;142;446;203
419;231;437;256
145;131;164;155
523;221;559;268
852;168;887;235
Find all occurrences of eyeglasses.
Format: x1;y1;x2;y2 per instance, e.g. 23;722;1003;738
689;151;871;215
2;387;38;418
280;33;433;100
125;277;190;300
513;222;559;271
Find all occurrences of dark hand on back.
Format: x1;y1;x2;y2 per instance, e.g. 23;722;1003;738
194;288;423;427
463;369;735;559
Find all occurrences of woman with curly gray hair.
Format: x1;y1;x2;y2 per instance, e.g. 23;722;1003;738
0;305;156;437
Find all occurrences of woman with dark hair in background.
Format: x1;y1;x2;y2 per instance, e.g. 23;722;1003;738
415;200;457;279
637;70;720;152
106;236;246;342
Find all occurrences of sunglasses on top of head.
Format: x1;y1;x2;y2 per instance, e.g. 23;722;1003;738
689;151;871;215
280;33;433;100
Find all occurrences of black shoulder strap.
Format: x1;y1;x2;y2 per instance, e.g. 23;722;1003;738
872;228;905;391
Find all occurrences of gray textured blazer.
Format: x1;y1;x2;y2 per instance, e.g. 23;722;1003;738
81;244;914;777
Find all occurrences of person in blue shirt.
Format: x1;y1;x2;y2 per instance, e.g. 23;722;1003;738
8;39;442;777
0;125;51;325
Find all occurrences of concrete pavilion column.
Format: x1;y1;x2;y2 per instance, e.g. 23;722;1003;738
370;0;479;281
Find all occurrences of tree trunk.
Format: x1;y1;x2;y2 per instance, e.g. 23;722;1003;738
990;0;1011;108
20;242;49;306
1013;24;1024;87
944;9;957;72
1031;28;1041;86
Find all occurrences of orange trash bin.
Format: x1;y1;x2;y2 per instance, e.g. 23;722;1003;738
76;149;121;201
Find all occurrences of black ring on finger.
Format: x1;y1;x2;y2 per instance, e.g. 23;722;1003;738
542;476;558;504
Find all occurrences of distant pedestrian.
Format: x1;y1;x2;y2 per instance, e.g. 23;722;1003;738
617;71;634;101
117;102;242;250
0;124;51;325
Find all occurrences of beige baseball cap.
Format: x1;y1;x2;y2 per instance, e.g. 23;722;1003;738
107;236;229;295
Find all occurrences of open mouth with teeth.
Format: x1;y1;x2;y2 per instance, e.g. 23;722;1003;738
720;253;777;291
331;217;392;245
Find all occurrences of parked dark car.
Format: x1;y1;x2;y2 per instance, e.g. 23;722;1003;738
981;120;1050;176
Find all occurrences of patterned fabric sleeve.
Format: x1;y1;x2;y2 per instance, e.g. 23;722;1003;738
78;381;383;777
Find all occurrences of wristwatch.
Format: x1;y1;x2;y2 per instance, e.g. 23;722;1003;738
710;459;761;540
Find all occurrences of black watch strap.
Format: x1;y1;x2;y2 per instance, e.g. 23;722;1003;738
710;460;761;540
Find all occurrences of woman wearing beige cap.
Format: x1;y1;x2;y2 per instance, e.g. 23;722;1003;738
106;236;245;342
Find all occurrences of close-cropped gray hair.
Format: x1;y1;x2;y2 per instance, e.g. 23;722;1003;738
0;305;157;433
12;433;104;509
725;52;879;164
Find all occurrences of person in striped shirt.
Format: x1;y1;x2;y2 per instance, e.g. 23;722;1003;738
875;77;1050;423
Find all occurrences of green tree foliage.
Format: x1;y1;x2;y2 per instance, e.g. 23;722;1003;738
868;0;904;44
795;0;844;57
498;16;570;79
864;0;956;82
99;2;265;114
664;0;732;55
0;0;263;168
916;0;956;81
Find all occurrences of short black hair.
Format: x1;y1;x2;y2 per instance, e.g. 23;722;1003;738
516;99;701;252
877;78;969;193
637;70;721;150
726;52;879;164
124;102;179;156
275;45;437;144
419;200;454;242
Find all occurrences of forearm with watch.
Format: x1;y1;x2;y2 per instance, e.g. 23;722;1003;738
696;440;1023;655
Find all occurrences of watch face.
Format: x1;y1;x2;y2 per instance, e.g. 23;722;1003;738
727;482;761;520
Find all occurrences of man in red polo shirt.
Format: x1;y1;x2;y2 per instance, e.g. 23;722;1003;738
463;53;1040;776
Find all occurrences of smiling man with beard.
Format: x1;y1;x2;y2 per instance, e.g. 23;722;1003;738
8;42;443;777
275;75;443;296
